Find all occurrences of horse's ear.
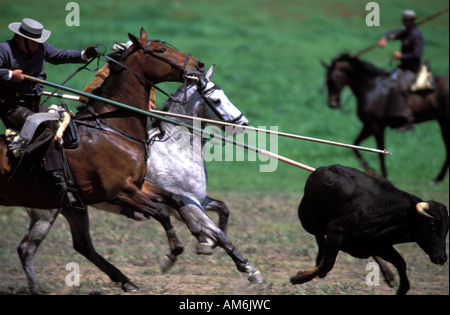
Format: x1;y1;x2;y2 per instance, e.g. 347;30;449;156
320;60;330;69
128;33;141;47
140;27;147;40
205;64;215;80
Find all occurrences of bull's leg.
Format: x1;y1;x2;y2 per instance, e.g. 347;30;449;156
372;255;396;288
315;235;327;278
376;246;410;295
17;208;61;295
290;232;343;285
178;204;263;284
60;207;139;292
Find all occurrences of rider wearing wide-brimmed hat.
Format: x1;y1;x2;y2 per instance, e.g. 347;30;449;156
1;18;98;130
0;18;98;206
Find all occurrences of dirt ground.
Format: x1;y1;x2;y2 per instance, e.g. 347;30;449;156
0;193;448;295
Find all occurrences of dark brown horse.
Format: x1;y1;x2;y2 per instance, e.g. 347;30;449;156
322;54;449;183
1;28;205;292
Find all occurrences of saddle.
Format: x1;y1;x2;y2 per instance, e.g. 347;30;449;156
5;102;83;209
410;62;435;92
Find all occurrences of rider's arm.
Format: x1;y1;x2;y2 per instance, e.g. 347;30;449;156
43;42;85;65
378;28;405;47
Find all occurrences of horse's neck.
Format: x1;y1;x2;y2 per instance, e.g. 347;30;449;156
159;100;195;133
345;64;387;105
95;70;150;138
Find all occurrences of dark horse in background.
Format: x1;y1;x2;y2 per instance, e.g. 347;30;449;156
0;29;205;293
322;54;449;183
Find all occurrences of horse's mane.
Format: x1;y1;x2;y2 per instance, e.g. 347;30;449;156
332;53;389;77
76;46;133;113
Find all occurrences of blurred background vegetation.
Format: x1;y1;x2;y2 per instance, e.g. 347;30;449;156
1;0;448;200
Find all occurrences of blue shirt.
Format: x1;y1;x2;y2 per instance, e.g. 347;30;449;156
384;25;423;73
0;38;85;99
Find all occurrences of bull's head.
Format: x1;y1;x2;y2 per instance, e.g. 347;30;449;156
412;200;449;265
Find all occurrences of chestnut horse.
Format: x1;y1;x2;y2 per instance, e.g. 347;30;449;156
322;54;449;183
0;29;205;292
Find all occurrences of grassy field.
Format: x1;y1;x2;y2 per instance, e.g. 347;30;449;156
0;0;448;296
0;194;448;296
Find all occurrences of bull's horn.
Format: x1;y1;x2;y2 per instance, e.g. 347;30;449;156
416;202;433;219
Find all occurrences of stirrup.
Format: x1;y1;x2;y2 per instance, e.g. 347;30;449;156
7;136;29;158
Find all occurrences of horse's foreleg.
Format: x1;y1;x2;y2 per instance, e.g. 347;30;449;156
60;207;139;293
196;197;231;255
353;125;376;174
373;128;387;178
178;204;263;284
203;196;230;234
18;208;61;295
117;182;184;273
140;181;185;271
432;119;449;183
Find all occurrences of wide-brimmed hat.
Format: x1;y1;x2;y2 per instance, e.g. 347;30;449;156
402;10;416;19
8;18;51;43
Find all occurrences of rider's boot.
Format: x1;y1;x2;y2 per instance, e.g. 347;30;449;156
52;169;76;206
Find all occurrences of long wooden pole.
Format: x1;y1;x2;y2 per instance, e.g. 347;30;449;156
353;7;449;57
29;75;316;172
42;91;391;155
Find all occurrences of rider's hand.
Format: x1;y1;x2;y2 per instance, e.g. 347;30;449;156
83;45;99;59
378;37;387;48
10;69;24;83
393;51;402;60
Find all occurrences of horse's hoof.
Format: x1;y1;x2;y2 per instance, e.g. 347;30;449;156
121;281;139;293
159;254;176;273
247;270;264;284
196;242;215;256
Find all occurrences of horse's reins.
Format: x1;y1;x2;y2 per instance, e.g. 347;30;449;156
74;40;194;159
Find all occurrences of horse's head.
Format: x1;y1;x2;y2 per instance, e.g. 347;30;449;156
126;28;205;84
191;65;249;127
321;55;352;109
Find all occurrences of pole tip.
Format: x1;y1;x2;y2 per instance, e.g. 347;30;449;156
384;149;392;155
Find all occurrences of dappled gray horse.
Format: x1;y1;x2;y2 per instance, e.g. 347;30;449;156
19;65;259;294
147;65;248;260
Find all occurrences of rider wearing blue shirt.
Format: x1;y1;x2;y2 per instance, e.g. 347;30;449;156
0;18;97;130
378;10;424;130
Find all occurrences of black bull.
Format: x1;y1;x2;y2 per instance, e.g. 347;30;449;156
291;164;448;295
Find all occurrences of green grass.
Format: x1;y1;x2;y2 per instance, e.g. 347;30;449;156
0;0;448;196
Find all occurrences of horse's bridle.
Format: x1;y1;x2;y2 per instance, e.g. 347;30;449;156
99;40;193;103
196;83;244;124
142;40;192;74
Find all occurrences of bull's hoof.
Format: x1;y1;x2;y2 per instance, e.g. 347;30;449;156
248;270;264;284
159;254;176;273
290;271;307;285
121;281;139;293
